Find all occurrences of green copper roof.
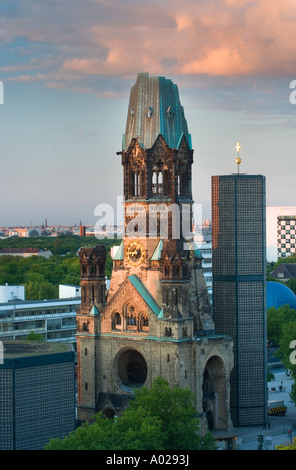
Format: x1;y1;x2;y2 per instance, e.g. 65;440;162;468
151;240;163;260
123;73;192;150
89;305;99;315
128;274;161;316
112;241;124;260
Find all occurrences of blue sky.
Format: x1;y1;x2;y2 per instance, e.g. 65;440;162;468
0;0;295;226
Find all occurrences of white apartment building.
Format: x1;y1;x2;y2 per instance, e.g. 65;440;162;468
194;241;212;303
277;215;296;258
266;206;296;261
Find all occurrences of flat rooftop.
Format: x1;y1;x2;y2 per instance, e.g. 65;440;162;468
0;297;80;308
2;340;73;359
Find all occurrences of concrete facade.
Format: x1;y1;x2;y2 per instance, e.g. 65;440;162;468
0;341;75;450
212;174;267;427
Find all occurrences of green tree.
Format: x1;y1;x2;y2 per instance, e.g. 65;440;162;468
267;368;275;382
277;321;296;370
25;281;40;300
39;281;57;300
277;321;296;405
45;414;115;450
128;376;214;450
53;237;64;255
26;331;44;341
267;305;296;347
0;236;120;290
286;278;296;295
111;406;163;450
25;271;47;284
45;377;216;450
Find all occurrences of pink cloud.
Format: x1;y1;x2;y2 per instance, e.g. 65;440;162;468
62;58;102;75
2;0;296;86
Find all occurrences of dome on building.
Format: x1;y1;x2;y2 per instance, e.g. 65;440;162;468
267;281;296;310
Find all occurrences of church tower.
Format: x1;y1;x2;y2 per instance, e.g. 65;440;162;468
76;73;234;432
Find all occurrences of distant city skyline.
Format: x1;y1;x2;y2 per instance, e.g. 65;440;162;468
0;0;295;226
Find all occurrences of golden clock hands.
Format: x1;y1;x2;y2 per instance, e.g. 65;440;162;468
130;247;140;257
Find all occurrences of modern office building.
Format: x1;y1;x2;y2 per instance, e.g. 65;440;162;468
277;215;296;258
0;340;76;450
212;174;267;426
194;241;213;303
0;297;79;343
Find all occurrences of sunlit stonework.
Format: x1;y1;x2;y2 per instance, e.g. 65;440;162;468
76;73;234;433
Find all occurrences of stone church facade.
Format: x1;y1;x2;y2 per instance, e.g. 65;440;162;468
76;73;234;432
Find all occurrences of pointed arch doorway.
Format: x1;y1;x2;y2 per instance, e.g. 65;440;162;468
202;356;228;431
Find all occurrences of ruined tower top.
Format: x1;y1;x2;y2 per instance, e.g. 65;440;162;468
123;72;192;151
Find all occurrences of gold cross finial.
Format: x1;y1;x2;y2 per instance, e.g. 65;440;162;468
235;142;242;173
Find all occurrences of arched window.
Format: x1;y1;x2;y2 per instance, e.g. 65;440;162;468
165;289;169;306
152;171;163;195
92;285;95;302
158;171;163;187
140;314;148;329
171;287;178;305
115;312;121;325
133;171;141;196
127;313;136;326
173;265;180;279
90;263;96;274
177;174;181;195
111;311;121;330
152;171;157;194
125;303;137;329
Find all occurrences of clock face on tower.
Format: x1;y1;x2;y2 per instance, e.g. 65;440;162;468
125;240;145;266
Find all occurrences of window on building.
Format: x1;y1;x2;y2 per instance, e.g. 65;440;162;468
114;312;121;325
152;171;163;195
127;314;136;326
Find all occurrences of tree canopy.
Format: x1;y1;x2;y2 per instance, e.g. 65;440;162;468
45;377;216;451
0;235;120;300
267;305;296;405
267;304;296;347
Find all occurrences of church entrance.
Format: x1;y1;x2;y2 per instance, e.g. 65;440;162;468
116;349;147;390
202;356;228;431
102;408;116;419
